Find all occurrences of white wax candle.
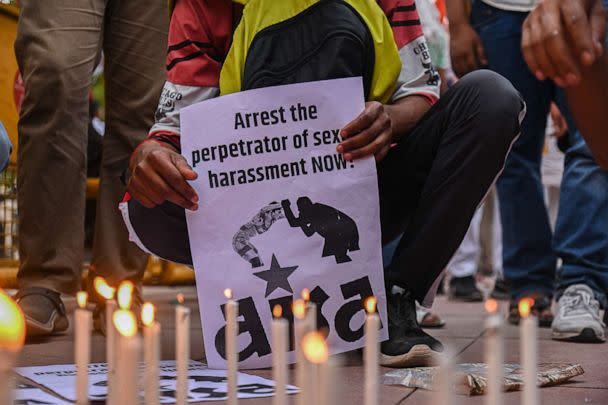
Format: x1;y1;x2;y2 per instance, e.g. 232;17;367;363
318;358;336;405
113;310;140;405
75;296;92;405
293;300;308;405
434;348;454;405
272;316;288;405
143;320;161;405
0;351;17;405
521;315;539;405
364;312;379;405
485;314;504;405
105;299;117;405
226;298;238;405
176;303;191;405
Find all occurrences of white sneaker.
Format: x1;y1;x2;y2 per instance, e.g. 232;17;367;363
552;284;606;343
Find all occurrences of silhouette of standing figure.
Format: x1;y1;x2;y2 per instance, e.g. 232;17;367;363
281;197;359;263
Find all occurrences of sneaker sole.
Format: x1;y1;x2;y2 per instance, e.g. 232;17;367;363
552;327;606;343
379;344;441;368
25;312;69;337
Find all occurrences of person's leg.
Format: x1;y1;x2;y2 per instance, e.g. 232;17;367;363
378;70;523;367
91;0;169;287
14;0;104;335
471;2;556;305
551;92;608;342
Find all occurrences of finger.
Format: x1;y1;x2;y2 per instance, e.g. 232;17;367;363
560;0;596;66
590;0;607;58
522;16;541;77
173;154;198;181
344;130;392;161
141;170;195;210
149;153;199;203
338;114;389;153
474;36;488;65
131;163;169;205
529;13;562;83
375;144;391;162
341;102;381;138
128;179;159;208
540;7;581;84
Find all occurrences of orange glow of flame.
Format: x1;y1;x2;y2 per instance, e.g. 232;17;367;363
117;281;134;310
176;293;185;305
113;310;137;337
94;276;115;300
273;305;283;319
301;289;310;302
364;296;378;314
224;289;233;300
141;302;155;327
76;291;88;309
302;332;328;364
293;299;306;320
518;298;534;318
484;299;498;314
0;289;26;352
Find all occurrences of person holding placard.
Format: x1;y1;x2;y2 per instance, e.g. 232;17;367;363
122;0;524;367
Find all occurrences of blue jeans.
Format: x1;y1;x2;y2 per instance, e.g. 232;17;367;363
472;1;608;306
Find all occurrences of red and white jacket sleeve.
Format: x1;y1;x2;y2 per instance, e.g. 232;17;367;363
147;0;235;150
378;0;441;105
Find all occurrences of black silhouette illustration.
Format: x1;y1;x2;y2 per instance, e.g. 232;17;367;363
232;202;285;268
253;254;299;297
281;197;359;263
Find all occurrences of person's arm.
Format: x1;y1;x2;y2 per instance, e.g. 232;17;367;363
565;55;608;167
446;0;487;77
127;0;234;210
281;200;300;227
521;0;608;167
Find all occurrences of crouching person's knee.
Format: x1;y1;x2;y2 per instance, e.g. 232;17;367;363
120;198;193;266
459;70;525;150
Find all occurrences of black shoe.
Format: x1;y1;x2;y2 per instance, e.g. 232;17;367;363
449;276;483;302
380;287;443;367
15;287;69;337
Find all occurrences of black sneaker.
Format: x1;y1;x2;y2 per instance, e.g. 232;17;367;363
449;275;483;302
380;287;443;367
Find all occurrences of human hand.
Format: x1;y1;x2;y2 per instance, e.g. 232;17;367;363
127;141;199;210
449;22;488;77
522;0;606;87
338;102;393;162
549;103;568;138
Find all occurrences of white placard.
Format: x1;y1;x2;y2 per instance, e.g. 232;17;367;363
181;77;387;369
16;360;297;402
14;381;70;405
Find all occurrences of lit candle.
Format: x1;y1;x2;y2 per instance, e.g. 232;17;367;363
484;299;503;405
176;293;190;405
0;289;25;405
434;347;454;405
519;298;538;405
272;305;288;405
293;299;308;405
302;289;316;332
224;289;238;405
75;292;92;405
364;297;379;405
113;309;140;405
142;302;160;405
301;332;329;405
93;276;117;405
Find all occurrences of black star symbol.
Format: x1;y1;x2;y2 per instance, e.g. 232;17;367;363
253;255;298;297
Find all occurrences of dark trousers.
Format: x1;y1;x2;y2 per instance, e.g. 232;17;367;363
123;70;524;303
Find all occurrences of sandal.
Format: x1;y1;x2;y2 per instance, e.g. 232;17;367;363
416;305;446;329
14;287;69;337
508;293;553;327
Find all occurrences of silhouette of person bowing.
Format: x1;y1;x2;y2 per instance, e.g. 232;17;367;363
281;197;359;263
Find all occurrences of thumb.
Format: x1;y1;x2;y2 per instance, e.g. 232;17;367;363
173;155;198;180
590;0;606;57
475;36;488;65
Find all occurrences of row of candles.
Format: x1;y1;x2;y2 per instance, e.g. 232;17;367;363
0;281;539;405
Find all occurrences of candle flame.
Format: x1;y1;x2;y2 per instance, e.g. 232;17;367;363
224;288;233;300
76;291;88;309
292;299;306;320
302;332;328;364
301;288;310;302
94;276;115;300
141;302;155;326
364;296;378;314
0;289;26;352
273;305;283;319
113;310;137;337
117;281;134;310
176;293;185;305
484;298;498;314
518;298;534;318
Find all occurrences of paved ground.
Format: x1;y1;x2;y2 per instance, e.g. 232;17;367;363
15;286;608;404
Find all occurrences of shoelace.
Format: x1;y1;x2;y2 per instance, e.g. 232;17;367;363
560;290;604;325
